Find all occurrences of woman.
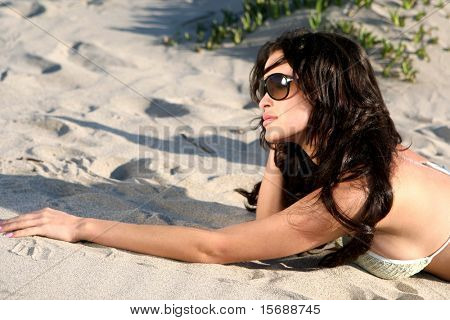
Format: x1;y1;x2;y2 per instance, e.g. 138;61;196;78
1;29;449;281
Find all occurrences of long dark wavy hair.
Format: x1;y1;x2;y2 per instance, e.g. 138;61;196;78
235;29;410;267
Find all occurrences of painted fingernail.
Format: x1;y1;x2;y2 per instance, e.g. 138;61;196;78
0;226;2;231
5;233;13;238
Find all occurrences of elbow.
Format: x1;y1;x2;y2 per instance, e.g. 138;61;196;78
196;232;230;264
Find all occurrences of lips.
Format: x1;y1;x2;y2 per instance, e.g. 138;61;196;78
262;113;278;127
263;113;277;121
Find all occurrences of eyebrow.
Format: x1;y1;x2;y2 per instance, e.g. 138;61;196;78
263;56;287;76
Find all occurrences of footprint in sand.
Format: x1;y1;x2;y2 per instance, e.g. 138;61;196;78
2;1;46;18
397;293;424;300
249;270;265;280
415;125;450;144
69;41;133;72
9;239;54;261
31;115;70;137
136;262;157;269
0;280;15;298
109;158;154;181
0;67;8;81
13;53;61;74
395;282;418;295
88;105;100;113
83;0;104;5
242;101;258;110
395;282;423;300
145;98;190;118
430;125;450;143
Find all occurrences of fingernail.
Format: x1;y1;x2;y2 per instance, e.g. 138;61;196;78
0;226;2;231
5;233;13;238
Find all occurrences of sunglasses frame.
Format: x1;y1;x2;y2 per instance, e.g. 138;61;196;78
258;73;295;101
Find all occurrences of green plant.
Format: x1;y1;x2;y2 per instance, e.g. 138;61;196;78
336;19;355;34
428;36;439;45
413;25;426;43
204;20;226;50
196;23;206;43
416;46;430;61
162;36;177;46
315;0;326;13
382;60;396;78
414;10;426;21
435;0;445;9
389;9;405;27
393;42;407;61
401;57;417;82
381;39;394;58
230;27;244;44
358;28;379;49
354;0;373;9
292;0;302;9
268;0;281;19
221;9;239;26
304;0;317;8
170;0;437;82
240;11;253;32
309;11;323;31
282;0;291;15
402;0;416;10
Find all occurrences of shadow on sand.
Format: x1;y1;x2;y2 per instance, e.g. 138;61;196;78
53;115;267;167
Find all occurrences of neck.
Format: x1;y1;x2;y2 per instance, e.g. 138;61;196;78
295;133;317;165
302;142;318;165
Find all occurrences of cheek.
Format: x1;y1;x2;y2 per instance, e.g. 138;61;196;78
281;111;309;131
276;105;310;132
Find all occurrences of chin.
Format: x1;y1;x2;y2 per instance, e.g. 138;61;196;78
264;133;283;144
264;130;303;145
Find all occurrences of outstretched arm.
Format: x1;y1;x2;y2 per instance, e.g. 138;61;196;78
0;208;222;263
78;217;220;263
0;180;365;264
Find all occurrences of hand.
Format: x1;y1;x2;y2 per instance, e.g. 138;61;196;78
0;207;84;243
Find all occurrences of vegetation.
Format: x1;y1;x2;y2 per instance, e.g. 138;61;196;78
163;0;445;82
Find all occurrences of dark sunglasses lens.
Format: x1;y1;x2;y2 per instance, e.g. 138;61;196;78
258;79;266;100
266;74;289;100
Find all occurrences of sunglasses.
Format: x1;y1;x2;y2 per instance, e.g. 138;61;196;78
258;73;295;101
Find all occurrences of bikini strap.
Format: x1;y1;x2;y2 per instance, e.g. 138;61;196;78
428;237;450;259
399;155;450;175
422;161;450;176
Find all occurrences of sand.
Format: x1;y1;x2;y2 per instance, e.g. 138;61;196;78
0;0;449;299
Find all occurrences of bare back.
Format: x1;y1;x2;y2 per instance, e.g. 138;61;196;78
371;147;450;280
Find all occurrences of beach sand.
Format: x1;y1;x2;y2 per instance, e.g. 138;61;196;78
0;0;449;299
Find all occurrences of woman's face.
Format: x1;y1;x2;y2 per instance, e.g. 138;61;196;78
259;50;313;146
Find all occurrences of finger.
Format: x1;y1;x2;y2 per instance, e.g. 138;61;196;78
7;227;42;238
0;213;42;225
0;217;42;233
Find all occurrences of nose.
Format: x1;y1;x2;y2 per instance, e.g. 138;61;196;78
258;93;272;111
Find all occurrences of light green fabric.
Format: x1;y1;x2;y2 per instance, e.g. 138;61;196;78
336;236;449;280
